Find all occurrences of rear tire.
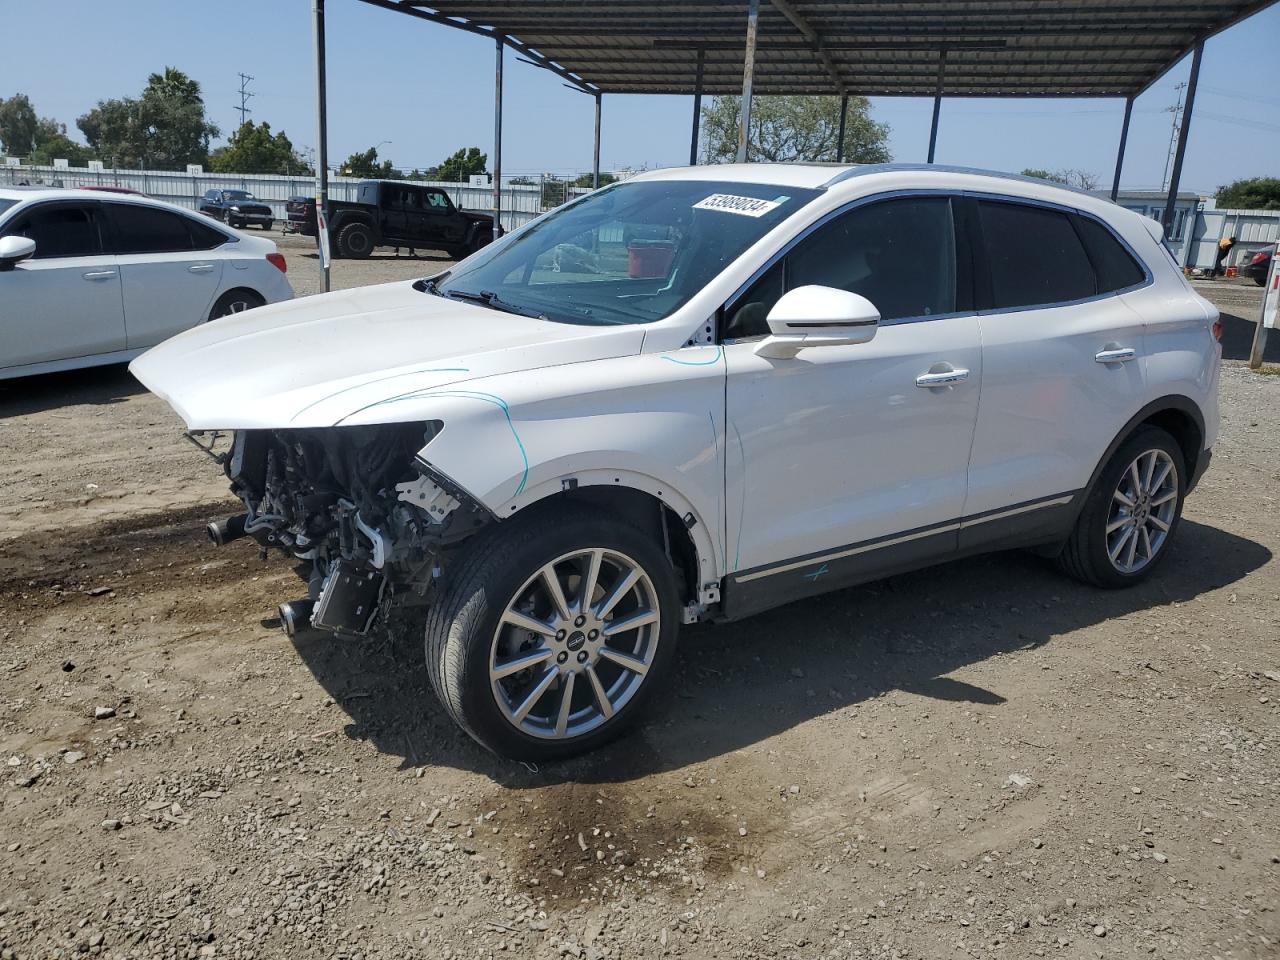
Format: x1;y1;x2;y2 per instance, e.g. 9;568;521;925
1055;426;1186;588
424;507;680;761
336;222;374;259
208;289;265;321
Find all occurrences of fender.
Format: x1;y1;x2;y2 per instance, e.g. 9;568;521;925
361;350;731;582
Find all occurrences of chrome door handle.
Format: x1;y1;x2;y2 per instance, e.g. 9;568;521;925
915;367;970;388
1095;347;1137;364
82;270;116;280
187;263;215;274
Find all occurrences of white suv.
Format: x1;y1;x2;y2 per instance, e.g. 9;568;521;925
0;187;293;380
131;164;1221;760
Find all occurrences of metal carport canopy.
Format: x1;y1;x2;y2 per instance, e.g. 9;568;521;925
304;0;1275;294
363;0;1273;97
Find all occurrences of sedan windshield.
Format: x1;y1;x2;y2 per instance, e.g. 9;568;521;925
223;190;256;201
432;179;821;325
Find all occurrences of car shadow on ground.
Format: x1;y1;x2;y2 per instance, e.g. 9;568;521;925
0;364;144;419
1219;310;1280;363
290;518;1271;787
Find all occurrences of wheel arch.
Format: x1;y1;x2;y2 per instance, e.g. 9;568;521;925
1083;395;1206;503
208;286;265;321
331;210;378;236
500;472;716;607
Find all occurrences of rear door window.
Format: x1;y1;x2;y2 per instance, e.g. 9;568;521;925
1072;215;1147;293
3;203;104;258
978;200;1096;309
106;203;195;254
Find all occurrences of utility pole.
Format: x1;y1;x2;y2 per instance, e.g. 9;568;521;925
1161;81;1186;192
234;73;255;128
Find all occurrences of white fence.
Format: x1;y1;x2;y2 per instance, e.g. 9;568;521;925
0;162;589;231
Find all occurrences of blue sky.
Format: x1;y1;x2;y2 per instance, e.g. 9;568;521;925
2;0;1276;193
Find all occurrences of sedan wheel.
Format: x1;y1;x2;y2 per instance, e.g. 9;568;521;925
490;548;661;741
208;290;265;321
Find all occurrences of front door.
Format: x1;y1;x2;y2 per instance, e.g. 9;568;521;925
420;188;464;246
722;195;983;618
0;200;126;370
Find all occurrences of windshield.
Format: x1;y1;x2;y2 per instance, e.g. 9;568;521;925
223;190;255;201
432;179;821;325
0;198;18;219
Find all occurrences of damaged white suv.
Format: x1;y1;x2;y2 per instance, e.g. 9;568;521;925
132;163;1220;760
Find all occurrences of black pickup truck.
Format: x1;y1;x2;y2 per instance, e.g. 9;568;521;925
286;181;494;260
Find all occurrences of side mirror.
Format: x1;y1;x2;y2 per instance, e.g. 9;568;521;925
0;235;36;271
755;285;880;359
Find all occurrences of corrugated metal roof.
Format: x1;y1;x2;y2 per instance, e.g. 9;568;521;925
357;0;1275;97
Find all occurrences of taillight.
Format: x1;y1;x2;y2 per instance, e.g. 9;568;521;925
267;252;287;274
1212;318;1223;342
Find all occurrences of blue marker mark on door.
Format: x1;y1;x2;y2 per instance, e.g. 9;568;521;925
802;563;829;582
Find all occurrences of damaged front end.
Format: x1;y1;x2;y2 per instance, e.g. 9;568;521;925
197;422;490;637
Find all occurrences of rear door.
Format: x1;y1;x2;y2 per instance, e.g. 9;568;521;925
0;200;126;369
962;196;1149;551
103;201;224;349
380;187;409;243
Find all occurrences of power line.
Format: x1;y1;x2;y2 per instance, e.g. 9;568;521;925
234;73;255;127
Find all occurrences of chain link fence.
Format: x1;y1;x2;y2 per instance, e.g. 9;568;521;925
0;161;606;231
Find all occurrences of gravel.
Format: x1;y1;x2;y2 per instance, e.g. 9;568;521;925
0;278;1276;959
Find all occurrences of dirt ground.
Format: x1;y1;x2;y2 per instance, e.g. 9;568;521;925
1;246;1277;960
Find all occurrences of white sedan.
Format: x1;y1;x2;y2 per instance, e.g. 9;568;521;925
0;187;294;381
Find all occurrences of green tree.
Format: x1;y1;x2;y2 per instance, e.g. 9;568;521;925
431;147;487;182
28;128;95;166
572;171;618;189
0;94;39;156
77;67;218;168
341;146;399;179
1019;168;1099;190
210;121;310;175
1215;177;1280;210
700;95;890;164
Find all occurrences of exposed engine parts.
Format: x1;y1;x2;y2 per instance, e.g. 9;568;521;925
200;422;491;637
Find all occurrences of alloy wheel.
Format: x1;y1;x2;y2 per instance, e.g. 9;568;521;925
489;548;661;740
1106;448;1179;574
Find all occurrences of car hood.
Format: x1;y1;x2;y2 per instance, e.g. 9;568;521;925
129;280;646;430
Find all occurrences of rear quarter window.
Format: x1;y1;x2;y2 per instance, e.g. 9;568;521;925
1072;215;1147;293
185;215;232;250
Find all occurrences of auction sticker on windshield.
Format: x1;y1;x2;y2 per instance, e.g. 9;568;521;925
693;193;787;217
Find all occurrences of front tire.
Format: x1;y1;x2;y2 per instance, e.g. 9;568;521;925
1056;426;1186;588
424;508;681;761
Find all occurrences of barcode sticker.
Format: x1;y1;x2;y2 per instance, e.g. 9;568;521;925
693;193;784;217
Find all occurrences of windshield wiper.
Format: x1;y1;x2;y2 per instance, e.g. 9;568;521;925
442;288;546;320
